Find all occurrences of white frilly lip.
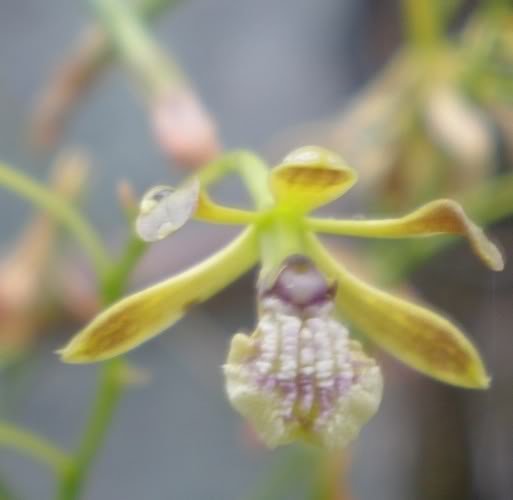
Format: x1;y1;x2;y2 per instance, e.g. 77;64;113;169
224;292;383;449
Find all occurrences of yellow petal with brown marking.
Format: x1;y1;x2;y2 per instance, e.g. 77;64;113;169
307;199;504;271
59;228;258;363
270;146;357;211
306;234;490;389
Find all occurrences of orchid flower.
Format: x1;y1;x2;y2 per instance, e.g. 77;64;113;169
59;147;503;450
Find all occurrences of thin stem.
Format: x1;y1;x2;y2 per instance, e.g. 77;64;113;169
30;0;181;148
56;241;144;499
57;222;149;499
135;0;182;19
0;421;70;474
0;163;111;277
310;451;351;500
0;473;22;500
198;151;274;211
93;0;184;97
229;152;274;211
401;0;443;51
242;446;316;500
101;233;148;303
56;360;125;500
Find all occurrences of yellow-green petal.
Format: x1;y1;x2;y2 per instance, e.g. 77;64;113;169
306;234;490;389
59;228;258;363
307;199;504;271
269;146;357;211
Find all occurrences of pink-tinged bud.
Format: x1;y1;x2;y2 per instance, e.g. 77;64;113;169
117;179;138;215
152;89;220;169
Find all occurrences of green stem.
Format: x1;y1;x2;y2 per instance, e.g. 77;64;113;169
56;242;145;499
198;151;274;211
101;234;148;303
56;360;125;500
93;0;184;97
135;0;182;19
57;227;148;500
401;0;444;51
0;163;111;277
242;446;316;500
0;473;22;500
0;421;70;474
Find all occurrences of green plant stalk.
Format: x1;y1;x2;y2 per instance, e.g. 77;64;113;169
101;234;148;303
0;163;111;278
0;473;22;500
56;359;125;500
242;446;316;500
198;151;274;210
56;228;148;499
135;0;182;19
401;0;444;51
85;0;182;70
0;421;70;474
93;0;184;97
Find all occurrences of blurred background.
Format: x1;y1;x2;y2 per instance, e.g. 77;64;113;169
0;0;512;499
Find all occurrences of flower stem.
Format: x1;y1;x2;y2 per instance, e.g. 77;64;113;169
401;0;444;51
135;0;182;19
101;234;148;303
56;230;147;499
0;163;111;278
56;359;125;500
198;151;274;211
242;446;315;500
310;451;351;500
0;421;70;474
92;0;185;97
0;473;22;500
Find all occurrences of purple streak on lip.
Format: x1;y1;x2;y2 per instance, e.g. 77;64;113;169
261;255;337;308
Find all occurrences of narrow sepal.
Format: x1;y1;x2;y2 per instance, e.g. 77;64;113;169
59;228;258;363
306;234;490;389
308;199;504;271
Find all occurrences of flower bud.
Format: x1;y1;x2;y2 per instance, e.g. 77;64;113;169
152;89;220;168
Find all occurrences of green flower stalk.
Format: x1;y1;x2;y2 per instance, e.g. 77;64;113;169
58;146;503;449
94;0;220;167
